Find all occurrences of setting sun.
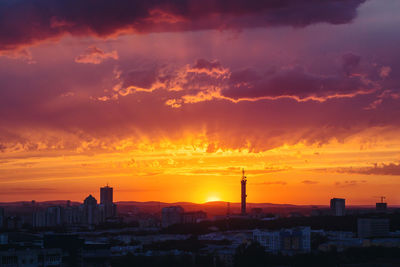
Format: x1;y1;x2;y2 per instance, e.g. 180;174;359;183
205;196;221;203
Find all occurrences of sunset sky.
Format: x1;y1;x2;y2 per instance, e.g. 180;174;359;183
1;0;400;205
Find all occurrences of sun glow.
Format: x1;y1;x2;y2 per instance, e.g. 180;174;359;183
206;196;221;203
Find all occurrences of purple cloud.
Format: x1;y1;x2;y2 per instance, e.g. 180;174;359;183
0;0;366;51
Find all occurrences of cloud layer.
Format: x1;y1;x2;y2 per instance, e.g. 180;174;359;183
337;163;400;176
75;46;118;64
0;0;365;51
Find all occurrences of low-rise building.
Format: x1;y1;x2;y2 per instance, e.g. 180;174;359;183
161;206;184;228
253;227;311;255
358;218;390;238
182;211;207;224
0;248;62;267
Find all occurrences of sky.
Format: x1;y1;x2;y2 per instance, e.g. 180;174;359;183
0;0;400;205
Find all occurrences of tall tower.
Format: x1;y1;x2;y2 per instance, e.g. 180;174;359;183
100;185;113;204
241;169;247;215
100;185;116;220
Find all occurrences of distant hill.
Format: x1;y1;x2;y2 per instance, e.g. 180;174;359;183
114;201;321;217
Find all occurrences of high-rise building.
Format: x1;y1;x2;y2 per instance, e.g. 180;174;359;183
330;198;345;216
99;185;117;221
241;169;247;215
82;194;99;225
100;185;113;204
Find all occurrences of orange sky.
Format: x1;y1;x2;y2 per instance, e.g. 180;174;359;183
1;129;400;205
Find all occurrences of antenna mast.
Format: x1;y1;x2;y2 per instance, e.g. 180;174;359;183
241;168;247;215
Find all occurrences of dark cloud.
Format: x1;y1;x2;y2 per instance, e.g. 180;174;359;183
337;163;400;176
334;180;367;187
122;68;160;90
0;0;365;51
222;66;375;100
110;58;380;104
192;59;223;72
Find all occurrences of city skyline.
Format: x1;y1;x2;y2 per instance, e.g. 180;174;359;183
0;181;393;208
1;0;400;205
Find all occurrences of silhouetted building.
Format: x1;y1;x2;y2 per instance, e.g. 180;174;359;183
358;218;390;238
64;205;81;226
0;207;4;229
330;198;345;216
99;185;117;221
241;169;247;215
100;185;113;204
33;209;46;228
46;206;63;227
376;202;387;211
182;211;207;224
162;206;184;228
376;196;387;212
82;195;99;226
6;216;22;230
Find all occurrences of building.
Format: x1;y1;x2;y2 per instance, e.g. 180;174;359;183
161;206;184;228
253;229;280;252
46;206;63;227
0;248;62;267
82;195;99;226
182;211;207;224
6;216;22;230
376;203;387;212
330;198;345;216
64;205;81;226
241;169;247;215
0;233;7;245
0;207;4;229
100;185;113;204
376;197;387;212
33;209;46;228
358;218;390;238
99;185;117;221
253;227;311;255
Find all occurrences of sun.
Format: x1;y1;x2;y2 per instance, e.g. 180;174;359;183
205;196;221;202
